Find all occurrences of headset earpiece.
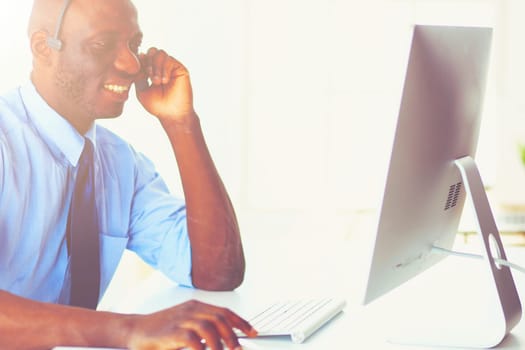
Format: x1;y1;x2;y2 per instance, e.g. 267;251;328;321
47;37;63;51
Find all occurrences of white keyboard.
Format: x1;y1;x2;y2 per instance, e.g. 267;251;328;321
238;298;346;343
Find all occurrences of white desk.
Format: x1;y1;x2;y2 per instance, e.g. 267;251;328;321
57;232;525;349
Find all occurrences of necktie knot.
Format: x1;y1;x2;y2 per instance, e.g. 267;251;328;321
79;138;94;167
74;138;95;188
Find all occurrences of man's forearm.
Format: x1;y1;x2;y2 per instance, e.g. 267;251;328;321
160;114;245;291
0;290;130;349
0;291;256;349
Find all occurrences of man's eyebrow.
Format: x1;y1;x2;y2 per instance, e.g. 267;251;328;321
84;30;143;42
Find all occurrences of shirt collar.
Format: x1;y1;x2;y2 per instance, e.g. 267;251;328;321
19;81;97;167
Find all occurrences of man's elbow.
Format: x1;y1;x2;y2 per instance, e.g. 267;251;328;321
192;266;245;291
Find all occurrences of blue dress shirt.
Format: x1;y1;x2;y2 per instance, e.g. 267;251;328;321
0;82;193;304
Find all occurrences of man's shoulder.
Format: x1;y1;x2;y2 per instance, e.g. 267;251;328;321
95;124;127;145
94;125;158;177
0;86;29;136
95;124;140;158
0;85;24;109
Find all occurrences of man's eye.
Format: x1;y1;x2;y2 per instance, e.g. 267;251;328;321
92;42;106;50
91;41;115;53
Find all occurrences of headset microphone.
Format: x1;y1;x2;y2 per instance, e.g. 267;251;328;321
47;0;72;50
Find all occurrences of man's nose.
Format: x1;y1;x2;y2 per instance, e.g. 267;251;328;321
114;46;141;76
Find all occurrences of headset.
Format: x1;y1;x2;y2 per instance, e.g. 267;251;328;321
46;0;73;50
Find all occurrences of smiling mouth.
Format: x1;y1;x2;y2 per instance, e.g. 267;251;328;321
103;84;129;94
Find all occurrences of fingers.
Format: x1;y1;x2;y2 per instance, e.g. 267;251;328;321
134;47;195;119
139;47;186;87
147;47;166;85
182;319;224;350
179;300;257;350
196;312;241;350
129;300;257;350
219;307;258;338
207;305;258;339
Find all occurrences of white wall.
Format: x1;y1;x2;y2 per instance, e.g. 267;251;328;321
2;0;523;239
0;2;33;87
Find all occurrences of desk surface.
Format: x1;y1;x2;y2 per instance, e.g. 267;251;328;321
56;233;525;350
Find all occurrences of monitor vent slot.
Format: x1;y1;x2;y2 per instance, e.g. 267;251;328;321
444;182;462;210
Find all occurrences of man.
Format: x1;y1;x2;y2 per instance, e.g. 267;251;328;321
0;0;256;348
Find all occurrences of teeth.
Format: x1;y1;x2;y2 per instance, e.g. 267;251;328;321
104;84;129;94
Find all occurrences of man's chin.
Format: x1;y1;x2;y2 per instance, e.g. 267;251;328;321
97;112;123;120
96;105;125;120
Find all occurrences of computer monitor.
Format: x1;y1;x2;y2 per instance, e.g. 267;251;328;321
362;25;521;347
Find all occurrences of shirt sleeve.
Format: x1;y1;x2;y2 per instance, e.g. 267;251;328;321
126;151;193;287
0;138;6;194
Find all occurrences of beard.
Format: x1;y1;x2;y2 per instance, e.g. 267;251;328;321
51;55;128;123
53;58;99;119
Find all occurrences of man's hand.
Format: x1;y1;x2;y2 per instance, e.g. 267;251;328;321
128;300;257;350
135;47;196;122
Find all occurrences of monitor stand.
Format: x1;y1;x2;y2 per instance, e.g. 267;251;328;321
452;156;522;346
371;156;522;348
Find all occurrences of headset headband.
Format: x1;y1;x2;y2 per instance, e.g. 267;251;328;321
47;0;72;50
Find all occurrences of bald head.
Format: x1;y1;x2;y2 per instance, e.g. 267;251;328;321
28;0;66;38
28;0;138;41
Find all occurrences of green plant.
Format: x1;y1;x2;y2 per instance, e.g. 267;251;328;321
519;144;525;167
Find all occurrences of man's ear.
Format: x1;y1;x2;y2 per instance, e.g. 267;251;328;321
30;30;54;66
